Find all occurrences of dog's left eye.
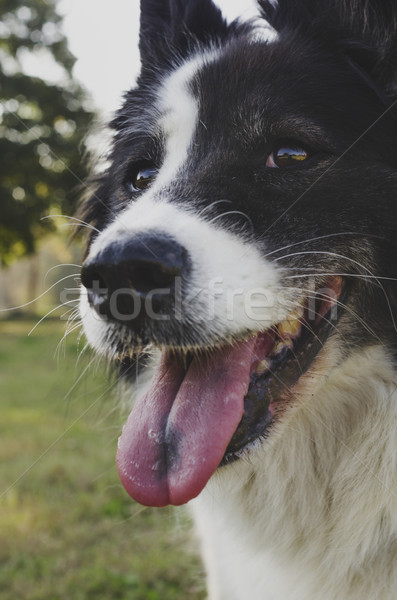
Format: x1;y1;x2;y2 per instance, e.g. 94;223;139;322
266;143;309;168
124;161;158;192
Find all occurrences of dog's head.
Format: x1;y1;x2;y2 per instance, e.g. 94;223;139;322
79;0;397;506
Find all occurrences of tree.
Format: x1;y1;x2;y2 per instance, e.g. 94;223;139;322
0;0;94;264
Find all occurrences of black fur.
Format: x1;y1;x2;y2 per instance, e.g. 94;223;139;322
139;0;230;69
259;0;397;93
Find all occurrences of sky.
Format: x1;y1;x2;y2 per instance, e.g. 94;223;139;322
58;0;258;117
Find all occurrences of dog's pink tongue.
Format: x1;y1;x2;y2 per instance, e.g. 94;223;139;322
116;339;256;507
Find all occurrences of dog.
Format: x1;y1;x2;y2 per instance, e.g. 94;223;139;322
78;0;397;598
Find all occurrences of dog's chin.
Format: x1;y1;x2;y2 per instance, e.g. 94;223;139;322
109;276;344;507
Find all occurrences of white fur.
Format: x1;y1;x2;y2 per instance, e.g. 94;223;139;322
79;288;116;357
153;54;213;188
191;345;397;599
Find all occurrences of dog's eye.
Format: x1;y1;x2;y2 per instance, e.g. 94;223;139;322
124;161;158;192
266;144;309;168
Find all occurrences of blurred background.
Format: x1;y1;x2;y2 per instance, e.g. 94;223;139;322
0;1;256;598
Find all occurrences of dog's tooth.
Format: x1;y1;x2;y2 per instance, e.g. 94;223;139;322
272;338;294;355
255;358;271;375
278;313;302;338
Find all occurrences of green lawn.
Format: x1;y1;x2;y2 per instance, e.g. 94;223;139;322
0;320;205;600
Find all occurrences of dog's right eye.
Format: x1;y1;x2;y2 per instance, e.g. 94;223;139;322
124;161;158;193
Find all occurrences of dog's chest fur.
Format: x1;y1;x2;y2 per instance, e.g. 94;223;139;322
192;346;397;599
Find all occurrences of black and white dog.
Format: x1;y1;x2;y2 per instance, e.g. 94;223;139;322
79;0;397;597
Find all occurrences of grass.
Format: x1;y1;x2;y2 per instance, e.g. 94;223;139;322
0;320;206;600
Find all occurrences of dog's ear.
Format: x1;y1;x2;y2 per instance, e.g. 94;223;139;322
139;0;230;73
258;0;397;93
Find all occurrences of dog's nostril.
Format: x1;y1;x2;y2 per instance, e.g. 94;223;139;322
81;268;110;314
81;269;108;297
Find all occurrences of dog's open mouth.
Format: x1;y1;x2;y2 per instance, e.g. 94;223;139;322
116;276;343;507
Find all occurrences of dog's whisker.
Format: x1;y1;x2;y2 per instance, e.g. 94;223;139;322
285;271;397;283
275;250;376;273
287;299;352;347
75;342;91;366
59;306;80;321
56;322;82;351
41;214;101;234
284;286;380;341
44;264;81;281
28;300;79;336
207;210;255;231
263;232;384;259
197;199;233;219
0;274;81;313
276;250;397;333
285;270;397;334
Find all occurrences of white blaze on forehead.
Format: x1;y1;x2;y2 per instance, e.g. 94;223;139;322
153;52;218;189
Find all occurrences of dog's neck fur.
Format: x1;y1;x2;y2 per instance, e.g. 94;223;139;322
192;345;397;600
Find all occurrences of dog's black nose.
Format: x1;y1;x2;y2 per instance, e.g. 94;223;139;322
81;234;189;325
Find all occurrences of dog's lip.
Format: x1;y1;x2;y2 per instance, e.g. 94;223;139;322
222;275;344;463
